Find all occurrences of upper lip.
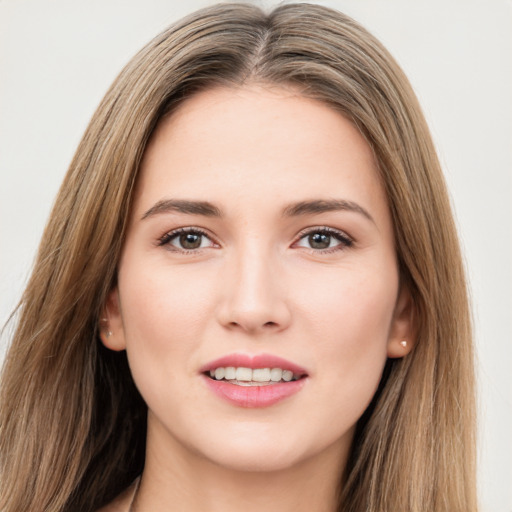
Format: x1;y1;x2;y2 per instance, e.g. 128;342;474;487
200;353;308;376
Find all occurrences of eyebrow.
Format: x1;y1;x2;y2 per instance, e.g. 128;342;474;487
141;198;374;223
141;199;222;220
281;199;374;223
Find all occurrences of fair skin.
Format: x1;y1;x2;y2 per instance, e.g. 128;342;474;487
100;85;413;512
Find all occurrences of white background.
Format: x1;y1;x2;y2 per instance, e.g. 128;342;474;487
0;1;511;510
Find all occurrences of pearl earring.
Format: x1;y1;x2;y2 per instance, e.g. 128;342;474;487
100;318;112;338
400;340;407;348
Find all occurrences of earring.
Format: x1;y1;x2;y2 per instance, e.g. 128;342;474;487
100;318;112;338
400;340;407;348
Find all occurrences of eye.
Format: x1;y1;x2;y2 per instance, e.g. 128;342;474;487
294;227;353;252
158;228;216;252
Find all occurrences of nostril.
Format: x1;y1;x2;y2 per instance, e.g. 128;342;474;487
226;320;279;331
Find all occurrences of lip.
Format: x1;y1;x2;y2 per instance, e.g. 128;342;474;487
203;377;306;408
200;353;307;375
200;353;308;408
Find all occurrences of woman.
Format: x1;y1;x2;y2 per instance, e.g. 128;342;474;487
0;3;477;511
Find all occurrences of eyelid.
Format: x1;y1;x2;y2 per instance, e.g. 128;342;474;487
293;226;354;252
157;226;219;252
156;225;353;254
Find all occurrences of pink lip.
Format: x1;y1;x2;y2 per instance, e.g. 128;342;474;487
203;377;306;408
200;353;307;376
200;353;308;408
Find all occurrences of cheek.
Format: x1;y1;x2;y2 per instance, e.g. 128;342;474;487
298;262;397;342
116;261;216;398
295;263;397;408
119;261;213;341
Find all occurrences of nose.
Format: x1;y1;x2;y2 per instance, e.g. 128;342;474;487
216;245;292;334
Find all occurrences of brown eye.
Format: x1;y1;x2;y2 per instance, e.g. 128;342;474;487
295;228;353;252
159;228;215;251
179;232;203;249
308;233;331;249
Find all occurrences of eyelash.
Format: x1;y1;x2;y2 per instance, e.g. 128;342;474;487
294;226;353;254
158;227;214;254
157;226;354;254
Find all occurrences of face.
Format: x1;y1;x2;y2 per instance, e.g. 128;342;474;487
102;85;413;474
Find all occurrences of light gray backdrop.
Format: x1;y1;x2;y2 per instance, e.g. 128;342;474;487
0;1;510;510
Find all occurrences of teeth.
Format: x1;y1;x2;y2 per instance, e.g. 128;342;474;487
225;366;236;380
235;367;252;381
208;366;301;383
270;368;282;381
282;370;293;382
252;368;271;382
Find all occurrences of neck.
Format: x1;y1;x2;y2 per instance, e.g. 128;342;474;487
132;417;350;512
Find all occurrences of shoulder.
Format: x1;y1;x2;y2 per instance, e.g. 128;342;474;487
96;479;138;512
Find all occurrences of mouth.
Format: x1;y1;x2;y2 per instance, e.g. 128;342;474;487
200;354;308;407
204;366;304;386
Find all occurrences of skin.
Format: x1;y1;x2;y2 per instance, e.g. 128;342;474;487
100;85;414;512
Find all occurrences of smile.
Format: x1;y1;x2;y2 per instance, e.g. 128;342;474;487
201;354;308;407
207;366;301;385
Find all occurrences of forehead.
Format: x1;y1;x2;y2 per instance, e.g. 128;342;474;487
134;85;389;226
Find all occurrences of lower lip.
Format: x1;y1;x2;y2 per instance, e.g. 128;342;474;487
202;375;307;408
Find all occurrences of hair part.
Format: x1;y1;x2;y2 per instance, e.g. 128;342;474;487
0;3;476;511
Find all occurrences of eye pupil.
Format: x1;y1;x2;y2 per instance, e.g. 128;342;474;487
309;233;330;249
180;233;202;249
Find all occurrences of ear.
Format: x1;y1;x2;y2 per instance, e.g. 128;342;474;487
98;287;126;351
386;285;416;358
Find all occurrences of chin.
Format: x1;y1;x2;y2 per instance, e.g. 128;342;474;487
202;443;305;473
190;421;346;474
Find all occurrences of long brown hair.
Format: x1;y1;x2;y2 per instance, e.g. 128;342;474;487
0;3;477;511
